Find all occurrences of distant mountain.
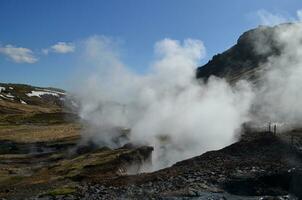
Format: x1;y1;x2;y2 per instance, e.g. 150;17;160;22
0;83;66;109
196;24;292;83
0;83;79;124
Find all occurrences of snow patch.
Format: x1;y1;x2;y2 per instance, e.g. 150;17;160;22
5;93;14;98
41;89;65;95
0;94;13;100
20;100;27;104
0;87;5;92
9;87;13;90
26;90;60;98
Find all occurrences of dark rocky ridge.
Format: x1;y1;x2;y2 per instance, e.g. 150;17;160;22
196;24;294;83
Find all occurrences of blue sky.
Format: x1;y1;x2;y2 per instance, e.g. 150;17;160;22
0;0;301;89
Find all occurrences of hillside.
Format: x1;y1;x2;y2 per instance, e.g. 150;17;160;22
0;83;66;108
196;24;292;83
0;83;154;199
2;23;302;199
0;83;79;142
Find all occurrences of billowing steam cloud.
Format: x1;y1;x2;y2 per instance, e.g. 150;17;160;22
72;35;254;170
252;23;302;128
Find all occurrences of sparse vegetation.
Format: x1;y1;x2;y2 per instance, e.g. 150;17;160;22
0;84;154;199
43;186;76;196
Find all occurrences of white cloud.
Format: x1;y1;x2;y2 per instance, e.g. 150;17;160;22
256;10;288;26
0;44;38;63
256;9;302;26
43;42;75;54
297;9;302;21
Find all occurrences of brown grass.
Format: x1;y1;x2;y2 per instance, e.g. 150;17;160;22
0;100;60;114
0;123;81;143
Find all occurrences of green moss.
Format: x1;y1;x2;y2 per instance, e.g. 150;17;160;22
45;187;76;196
52;149;131;179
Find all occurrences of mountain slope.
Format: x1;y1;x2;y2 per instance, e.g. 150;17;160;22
0;83;79;142
196;24;291;83
0;83;66;110
0;83;80;126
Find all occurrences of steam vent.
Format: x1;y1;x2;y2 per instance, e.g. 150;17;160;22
1;2;302;199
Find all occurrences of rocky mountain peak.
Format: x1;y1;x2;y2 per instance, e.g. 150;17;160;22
196;23;296;83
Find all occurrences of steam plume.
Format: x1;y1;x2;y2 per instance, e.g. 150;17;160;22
251;23;302;128
72;35;254;170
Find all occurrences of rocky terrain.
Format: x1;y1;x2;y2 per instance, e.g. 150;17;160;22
196;24;292;83
73;132;302;200
0;83;153;199
1;24;302;200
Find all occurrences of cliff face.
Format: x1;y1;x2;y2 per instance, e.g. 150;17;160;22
196;24;292;83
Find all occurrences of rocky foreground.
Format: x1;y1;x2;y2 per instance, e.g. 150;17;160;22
2;132;296;200
2;128;302;200
62;132;301;200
